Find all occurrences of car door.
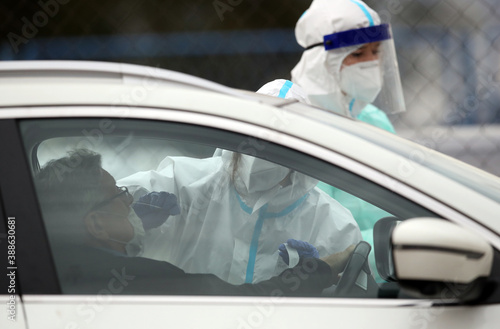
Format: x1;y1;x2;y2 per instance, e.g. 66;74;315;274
2;108;500;329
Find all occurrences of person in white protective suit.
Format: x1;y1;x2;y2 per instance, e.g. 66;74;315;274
118;83;361;285
267;0;406;132
258;0;407;283
119;152;361;284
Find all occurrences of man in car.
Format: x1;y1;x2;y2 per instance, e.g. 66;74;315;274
34;148;355;296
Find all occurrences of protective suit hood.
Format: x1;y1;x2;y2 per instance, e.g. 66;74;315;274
222;150;318;213
291;0;404;117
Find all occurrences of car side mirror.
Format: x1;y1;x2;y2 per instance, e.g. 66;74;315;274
391;217;494;302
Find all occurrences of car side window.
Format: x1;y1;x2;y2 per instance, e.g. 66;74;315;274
21;117;436;298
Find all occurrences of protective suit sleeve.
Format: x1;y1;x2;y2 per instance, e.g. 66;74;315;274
256;79;310;103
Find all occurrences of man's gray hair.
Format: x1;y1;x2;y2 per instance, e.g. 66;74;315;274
35;149;104;244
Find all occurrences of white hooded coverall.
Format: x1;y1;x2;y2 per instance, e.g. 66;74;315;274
119;149;361;284
289;0;396;132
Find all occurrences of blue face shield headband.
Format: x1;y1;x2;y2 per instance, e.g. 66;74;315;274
305;24;391;51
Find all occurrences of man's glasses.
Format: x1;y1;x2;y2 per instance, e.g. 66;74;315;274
90;186;131;211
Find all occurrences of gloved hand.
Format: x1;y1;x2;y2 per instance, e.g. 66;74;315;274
278;238;319;265
132;191;180;230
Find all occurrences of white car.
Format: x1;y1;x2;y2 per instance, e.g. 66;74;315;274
0;60;499;329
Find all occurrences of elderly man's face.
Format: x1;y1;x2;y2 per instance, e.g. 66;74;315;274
86;169;135;252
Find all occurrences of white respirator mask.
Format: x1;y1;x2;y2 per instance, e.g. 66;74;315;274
340;60;383;104
237;155;290;194
105;210;146;257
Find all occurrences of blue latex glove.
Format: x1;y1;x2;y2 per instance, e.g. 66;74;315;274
132;191;180;230
278;238;319;265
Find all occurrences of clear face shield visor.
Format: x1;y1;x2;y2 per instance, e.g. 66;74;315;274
314;24;406;115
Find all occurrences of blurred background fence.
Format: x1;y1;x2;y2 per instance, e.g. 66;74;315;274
2;0;500;175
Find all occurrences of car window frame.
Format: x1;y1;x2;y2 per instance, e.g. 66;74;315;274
20;117;436;295
12;110;500;303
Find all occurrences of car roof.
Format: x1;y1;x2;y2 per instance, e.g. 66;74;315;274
0;60;291;105
1;60;500;231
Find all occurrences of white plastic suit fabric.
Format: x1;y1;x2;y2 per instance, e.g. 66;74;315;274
118;151;361;284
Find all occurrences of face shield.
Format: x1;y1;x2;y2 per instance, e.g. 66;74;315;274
305;23;405;117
